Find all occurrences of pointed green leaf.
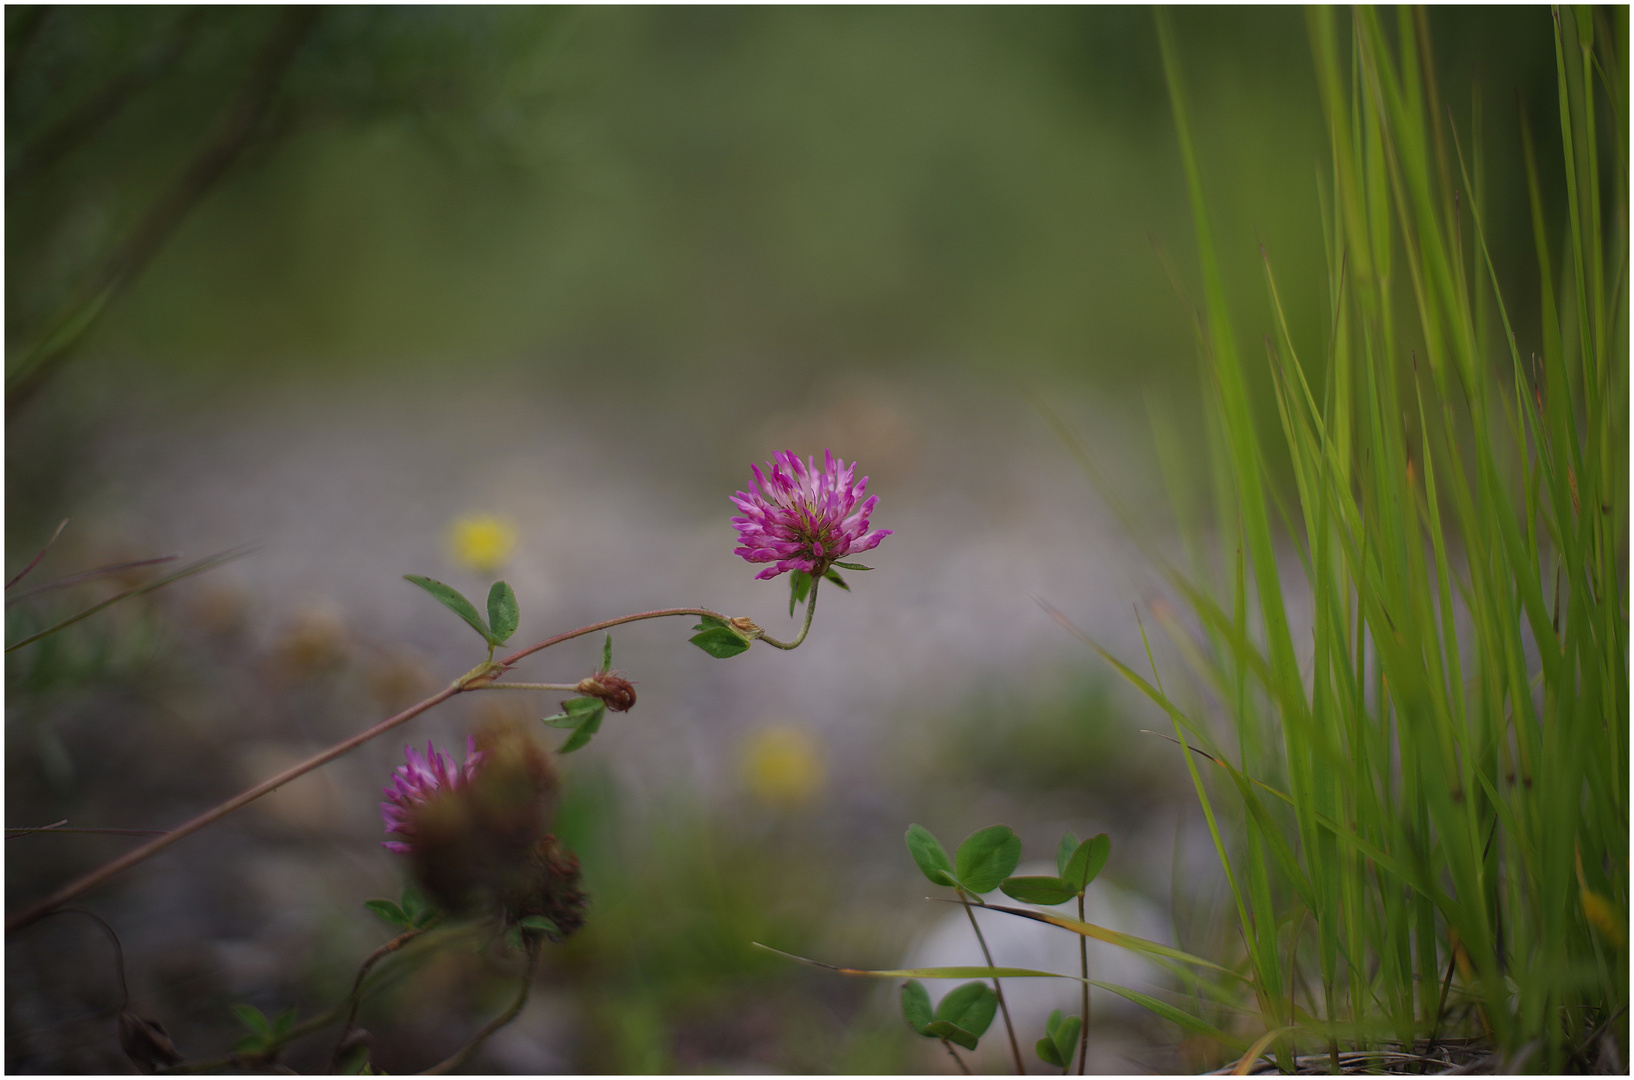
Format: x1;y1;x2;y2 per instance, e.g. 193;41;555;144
690;626;751;658
900;980;934;1034
558;704;605;753
1036;1036;1066;1067
1000;875;1078;906
969;901;1243;978
404;574;491;643
486;581;519;644
272;1008;297;1037
1062;833;1110;892
232;1004;272;1036
935;981;997;1037
833;561;873;571
1055;832;1080;878
905;824;959;887
364;900;409;928
520;915;560;933
692;615;730;631
954;825;1022;894
399;886;426;922
923;1020;979;1051
823;568;850;591
601;633;613;671
752;943;1078;982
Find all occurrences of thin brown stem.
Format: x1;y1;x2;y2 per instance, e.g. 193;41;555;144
6;683;461;932
944;1039;973;1074
6;519;68;589
417;943;540;1075
1077;892;1089;1074
499;607;729;666
328;917;442;1071
959;890;1026;1075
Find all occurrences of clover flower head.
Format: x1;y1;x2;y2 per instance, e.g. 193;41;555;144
731;450;891;580
380;738;484;854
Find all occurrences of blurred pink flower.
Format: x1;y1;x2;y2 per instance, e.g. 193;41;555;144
380;739;484;854
731;449;891;580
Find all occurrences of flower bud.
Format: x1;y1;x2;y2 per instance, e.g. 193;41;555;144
502;834;589;943
118;1011;183;1074
575;672;637;712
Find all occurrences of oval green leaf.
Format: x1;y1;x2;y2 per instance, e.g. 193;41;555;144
1036;1035;1065;1067
905;824;958;888
900;980;934;1034
404;574;492;643
486;581;519;644
935;981;997;1037
1062;833;1111;891
1000;875;1078;906
1056;831;1080;878
921;1021;979;1051
690;626;751;658
1051;1014;1082;1059
954;825;1021;894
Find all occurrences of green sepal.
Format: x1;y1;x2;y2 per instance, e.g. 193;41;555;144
833;561;873;571
601;633;613;671
404;574;491;643
1000;875;1078;906
823;567;849;591
690;626;751;658
905;824;959;887
954;825;1022;894
922;1020;980;1051
364;899;410;928
1061;833;1110;892
935;981;997;1037
486;581;519;644
900;979;934;1033
520;915;560;934
788;569;812;617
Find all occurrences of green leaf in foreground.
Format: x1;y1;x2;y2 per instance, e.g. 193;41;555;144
558;704;605;754
689;626;751;658
935;981;997;1037
922;1020;980;1051
1000;875;1078;906
1061;833;1110;891
954;824;1022;894
486;580;519;644
404;574;491;643
364;899;409;928
900;980;934;1033
905;824;959;887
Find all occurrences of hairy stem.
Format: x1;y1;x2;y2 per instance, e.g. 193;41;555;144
418;943;540;1075
472;682;581;692
959;890;1027;1075
329;917;442;1071
758;574;820;650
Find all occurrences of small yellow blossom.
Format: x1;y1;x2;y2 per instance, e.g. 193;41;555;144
448;514;518;575
741;725;825;807
1582;888;1626;948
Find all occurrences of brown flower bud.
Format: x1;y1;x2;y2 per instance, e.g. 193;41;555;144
728;616;762;637
503;834;589;942
575;672;636;712
118;1011;183;1074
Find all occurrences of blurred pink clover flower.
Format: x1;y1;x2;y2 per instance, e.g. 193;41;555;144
380;738;484;854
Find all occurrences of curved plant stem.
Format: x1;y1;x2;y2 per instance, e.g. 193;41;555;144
8;596;815;932
958;890;1027;1075
418;943;540;1075
328;917;443;1071
5;683;462;933
943;1039;973;1074
1076;892;1089;1074
758;575;820;650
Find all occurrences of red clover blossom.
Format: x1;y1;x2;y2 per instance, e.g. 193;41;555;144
380;738;484;853
731;449;891;580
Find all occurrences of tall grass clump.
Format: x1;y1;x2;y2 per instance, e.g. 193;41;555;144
1096;8;1625;1072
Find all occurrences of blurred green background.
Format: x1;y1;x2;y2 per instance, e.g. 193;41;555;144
6;6;1571;1073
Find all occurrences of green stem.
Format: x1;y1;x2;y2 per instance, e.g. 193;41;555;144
944;1039;973;1074
959;889;1027;1075
472;682;580;692
418;942;540;1075
329;916;443;1071
759;574;820;650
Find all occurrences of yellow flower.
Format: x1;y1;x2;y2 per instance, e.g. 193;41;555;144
740;725;825;807
448;515;518;575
